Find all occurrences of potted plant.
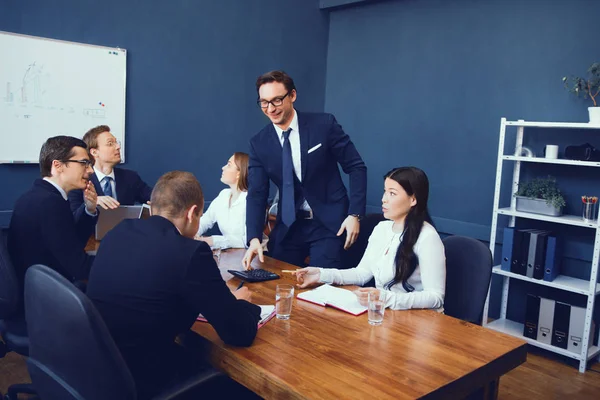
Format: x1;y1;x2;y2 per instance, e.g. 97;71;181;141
563;62;600;124
514;176;566;217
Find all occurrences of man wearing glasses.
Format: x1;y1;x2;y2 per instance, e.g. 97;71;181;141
243;70;367;270
68;125;152;213
8;136;99;290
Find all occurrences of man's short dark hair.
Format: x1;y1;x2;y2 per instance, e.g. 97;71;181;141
39;136;88;178
255;70;296;94
151;171;204;218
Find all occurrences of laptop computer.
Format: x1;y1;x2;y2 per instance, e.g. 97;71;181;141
95;204;151;240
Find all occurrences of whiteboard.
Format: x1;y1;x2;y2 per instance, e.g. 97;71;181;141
0;31;127;163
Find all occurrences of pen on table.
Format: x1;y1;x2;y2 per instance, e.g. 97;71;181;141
236;281;245;291
281;270;298;274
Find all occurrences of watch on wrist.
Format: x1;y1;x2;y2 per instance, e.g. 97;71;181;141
350;214;363;221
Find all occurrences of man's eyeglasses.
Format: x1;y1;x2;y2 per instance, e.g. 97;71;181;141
257;91;290;109
61;159;93;168
105;140;121;148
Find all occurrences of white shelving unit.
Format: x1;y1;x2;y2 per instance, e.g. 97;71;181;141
482;118;600;373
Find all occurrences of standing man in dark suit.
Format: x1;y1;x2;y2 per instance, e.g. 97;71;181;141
86;171;260;399
8;136;98;288
68;125;152;213
243;70;367;269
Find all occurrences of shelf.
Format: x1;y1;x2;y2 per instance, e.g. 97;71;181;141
497;208;599;228
492;266;600;296
505;120;600;130
486;318;600;361
502;155;600;167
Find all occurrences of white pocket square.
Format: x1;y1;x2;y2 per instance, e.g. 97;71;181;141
308;143;322;154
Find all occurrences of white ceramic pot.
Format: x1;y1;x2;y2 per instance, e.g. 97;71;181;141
589;107;600;125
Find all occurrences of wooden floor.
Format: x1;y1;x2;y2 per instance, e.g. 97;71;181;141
1;346;599;398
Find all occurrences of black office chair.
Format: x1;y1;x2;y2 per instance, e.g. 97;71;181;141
0;229;37;400
24;264;223;400
442;235;493;325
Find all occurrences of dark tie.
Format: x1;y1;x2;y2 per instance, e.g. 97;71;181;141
102;176;114;198
281;128;296;227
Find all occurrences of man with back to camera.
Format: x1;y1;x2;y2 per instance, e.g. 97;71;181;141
68;125;152;213
243;70;367;270
8;136;98;288
86;171;261;398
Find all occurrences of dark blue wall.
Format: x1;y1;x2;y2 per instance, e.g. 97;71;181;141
324;0;600;320
0;0;329;225
325;0;598;231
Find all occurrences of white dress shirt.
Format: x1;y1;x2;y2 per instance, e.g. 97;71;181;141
198;189;267;249
273;109;310;211
94;167;117;200
319;221;446;311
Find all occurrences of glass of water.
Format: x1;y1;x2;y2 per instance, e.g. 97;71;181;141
368;291;385;326
276;284;294;320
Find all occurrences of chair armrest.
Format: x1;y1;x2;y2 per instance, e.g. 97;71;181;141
152;368;223;400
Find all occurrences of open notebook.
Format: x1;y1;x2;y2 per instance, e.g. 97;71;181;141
197;305;276;328
297;284;367;316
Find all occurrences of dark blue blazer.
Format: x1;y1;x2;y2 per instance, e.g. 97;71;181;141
8;179;97;288
86;216;260;387
247;112;367;243
68;167;152;213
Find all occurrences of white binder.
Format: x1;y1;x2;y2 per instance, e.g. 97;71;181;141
537;297;555;345
568;305;595;354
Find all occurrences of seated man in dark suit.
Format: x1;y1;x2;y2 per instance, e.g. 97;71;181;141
8;136;98;288
86;171;261;399
68;125;152;212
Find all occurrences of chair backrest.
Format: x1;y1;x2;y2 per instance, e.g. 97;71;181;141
24;264;136;400
442;235;493;325
341;213;387;269
0;229;19;320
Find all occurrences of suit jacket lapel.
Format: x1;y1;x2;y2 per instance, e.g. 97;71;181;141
91;173;103;196
298;112;309;181
267;125;283;181
114;168;124;200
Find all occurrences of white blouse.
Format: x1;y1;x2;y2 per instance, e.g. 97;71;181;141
198;189;249;249
319;221;446;311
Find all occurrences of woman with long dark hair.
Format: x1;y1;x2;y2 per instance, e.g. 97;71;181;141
196;152;266;249
295;167;446;311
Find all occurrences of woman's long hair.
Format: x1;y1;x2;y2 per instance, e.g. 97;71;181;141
233;152;249;192
384;167;434;291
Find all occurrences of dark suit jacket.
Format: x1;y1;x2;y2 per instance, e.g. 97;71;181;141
247;111;367;243
86;216;261;388
68;167;152;213
8;179;97;288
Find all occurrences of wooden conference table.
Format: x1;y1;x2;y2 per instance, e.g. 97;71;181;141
185;249;526;400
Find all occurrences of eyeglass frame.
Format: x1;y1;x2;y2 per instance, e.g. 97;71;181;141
257;91;291;109
104;139;122;148
60;159;94;168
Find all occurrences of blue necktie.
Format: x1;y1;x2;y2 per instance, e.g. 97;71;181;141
281;128;296;227
102;176;114;198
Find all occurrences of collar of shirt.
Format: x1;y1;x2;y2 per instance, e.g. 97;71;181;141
42;177;68;200
94;166;116;183
273;109;299;145
230;190;248;207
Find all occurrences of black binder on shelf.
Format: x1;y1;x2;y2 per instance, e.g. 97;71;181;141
523;294;541;339
532;233;548;280
551;302;571;349
526;230;546;278
511;229;526;275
